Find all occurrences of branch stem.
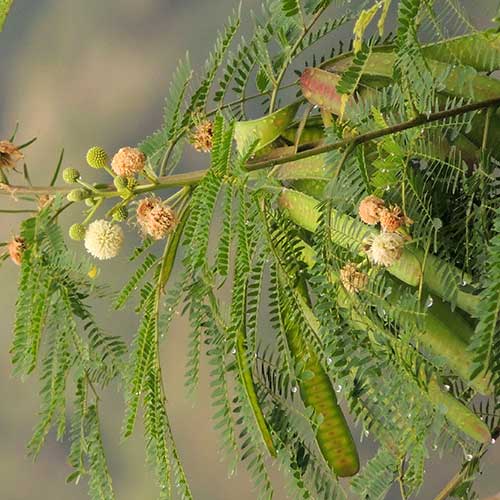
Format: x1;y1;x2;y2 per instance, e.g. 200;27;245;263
2;96;499;199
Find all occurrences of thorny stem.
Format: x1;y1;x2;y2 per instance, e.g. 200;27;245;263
1;96;500;201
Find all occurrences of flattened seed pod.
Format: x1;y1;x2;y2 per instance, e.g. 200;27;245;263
234;102;300;153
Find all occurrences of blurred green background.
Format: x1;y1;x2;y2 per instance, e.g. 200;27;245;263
0;1;499;498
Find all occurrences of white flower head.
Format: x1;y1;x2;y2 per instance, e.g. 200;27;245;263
84;219;124;260
365;231;405;267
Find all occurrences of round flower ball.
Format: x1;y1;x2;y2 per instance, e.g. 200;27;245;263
136;197;177;240
340;263;368;294
365;232;405;267
8;236;26;266
358;195;385;225
86;146;109;169
111;147;146;177
84;219;124;260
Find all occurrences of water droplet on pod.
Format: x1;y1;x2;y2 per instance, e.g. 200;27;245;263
231;348;236;355
465;453;473;461
443;384;450;392
291;386;298;393
335;384;342;393
327;357;333;365
425;296;434;308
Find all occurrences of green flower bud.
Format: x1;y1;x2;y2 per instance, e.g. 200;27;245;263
127;177;138;190
113;176;128;191
67;189;89;202
85;197;97;207
62;167;81;184
69;223;86;241
86;146;109;169
112;206;129;222
119;187;134;200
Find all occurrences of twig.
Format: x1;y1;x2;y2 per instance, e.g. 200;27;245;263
1;96;499;198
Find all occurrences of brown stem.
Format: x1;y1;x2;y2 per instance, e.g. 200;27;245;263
2;96;499;198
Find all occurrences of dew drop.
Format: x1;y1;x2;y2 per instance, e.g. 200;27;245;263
335;384;342;393
327;357;333;365
231;348;236;355
465;453;473;461
432;444;438;450
364;429;369;437
443;384;450;392
491;438;496;445
291;386;298;393
425;295;434;308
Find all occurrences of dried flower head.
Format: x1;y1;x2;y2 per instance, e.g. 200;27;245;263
379;205;413;233
358;195;385;225
365;232;405;267
8;236;26;266
84;220;124;260
111;147;146;177
38;194;54;211
340;263;369;294
136;197;177;240
191;120;214;153
0;141;24;168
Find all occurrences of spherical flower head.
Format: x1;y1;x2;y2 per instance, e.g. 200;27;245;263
111;147;146;177
63;167;81;184
86;146;109;169
69;223;86;241
84;220;124;260
0;140;24;168
379;205;413;233
8;236;26;266
191;120;214;153
340;263;368;294
136;197;177;240
67;189;89;203
365;232;405;267
358;195;385;225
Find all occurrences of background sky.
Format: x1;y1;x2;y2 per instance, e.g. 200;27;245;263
0;1;499;499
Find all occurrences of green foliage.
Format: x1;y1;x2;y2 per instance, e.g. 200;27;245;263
5;1;500;498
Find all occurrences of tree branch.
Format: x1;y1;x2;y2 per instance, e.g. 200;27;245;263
1;96;499;198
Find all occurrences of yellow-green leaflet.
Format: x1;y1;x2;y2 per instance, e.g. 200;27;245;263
0;0;13;31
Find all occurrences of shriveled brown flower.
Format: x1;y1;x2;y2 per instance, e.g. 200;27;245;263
38;194;54;211
136;197;177;240
379;205;413;233
340;263;368;294
111;147;146;177
358;195;385;225
191;120;213;153
8;236;26;266
0;141;24;168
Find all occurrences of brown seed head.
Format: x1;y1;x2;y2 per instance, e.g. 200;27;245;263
358;195;385;225
0;141;24;168
8;236;26;266
379;205;413;233
111;147;146;177
340;263;368;294
136;197;177;240
191;120;214;153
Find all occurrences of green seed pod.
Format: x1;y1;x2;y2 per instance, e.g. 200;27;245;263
68;223;86;241
113;176;128;191
62;167;81;184
112;206;129;222
86;146;109;169
234;102;300;153
67;189;89;203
